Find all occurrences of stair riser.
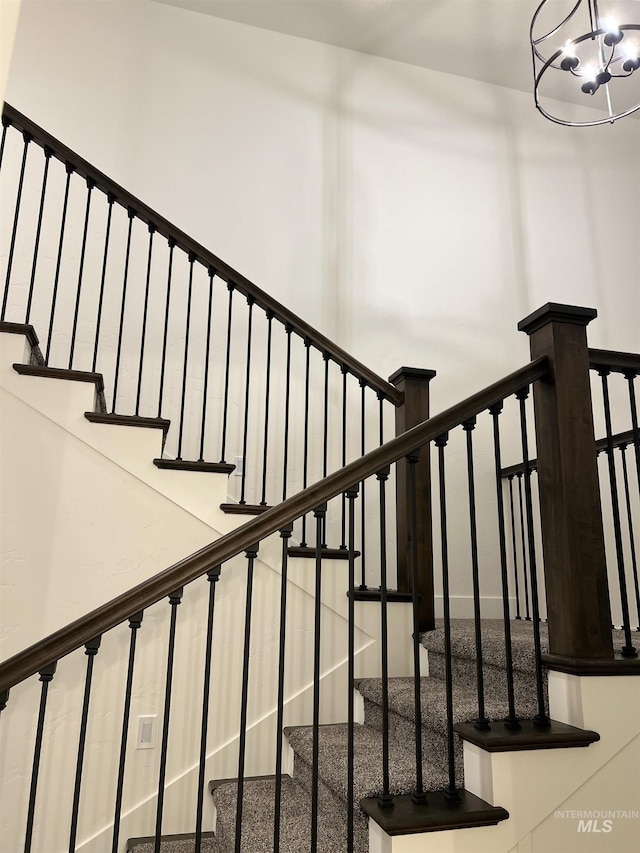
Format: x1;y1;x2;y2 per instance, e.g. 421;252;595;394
426;652;548;713
362;698;464;782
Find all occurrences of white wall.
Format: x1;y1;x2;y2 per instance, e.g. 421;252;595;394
6;0;639;408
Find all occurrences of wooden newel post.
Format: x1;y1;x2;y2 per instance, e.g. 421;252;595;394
389;366;437;632
518;303;614;669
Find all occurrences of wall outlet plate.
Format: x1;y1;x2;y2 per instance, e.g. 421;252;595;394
136;715;157;749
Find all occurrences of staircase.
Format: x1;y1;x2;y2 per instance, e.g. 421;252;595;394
2;104;640;853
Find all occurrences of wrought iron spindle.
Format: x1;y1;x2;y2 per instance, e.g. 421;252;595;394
346;485;358;852
239;297;255;504
1;130;31;321
235;545;259;853
599;370;637;656
154;588;184;853
198;268;216;462
24;663;57;853
435;434;460;800
490;405;520;729
259;312;274;504
44;162;74;363
507;475;522;620
516;472;532;620
407;450;426;805
282;326;293;502
463;417;489;730
111;208;135;414
359;382;367;590
112;612;143;853
92;193;116;373
340;368;348;550
25;147;52;324
195;567;221;852
176;253;197;460
310;504;327;851
157;238;176;417
619;444;640;630
627;372;640;501
219;283;235;463
134;224;156;414
321;356;329;548
273;525;293;853
68;178;95;369
0;116;9;172
376;466;393;808
300;339;311;545
516;388;550;723
69;637;101;853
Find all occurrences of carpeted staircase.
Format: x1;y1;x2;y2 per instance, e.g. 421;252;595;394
127;618;571;853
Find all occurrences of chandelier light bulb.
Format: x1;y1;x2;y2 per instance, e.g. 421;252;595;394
622;39;640;60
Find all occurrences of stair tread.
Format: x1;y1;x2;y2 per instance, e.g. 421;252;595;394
212;776;346;852
128;832;219;853
287;722;451;804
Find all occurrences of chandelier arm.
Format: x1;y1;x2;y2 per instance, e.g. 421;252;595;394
531;0;583;47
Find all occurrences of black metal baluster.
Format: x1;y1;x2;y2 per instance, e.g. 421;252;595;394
517;388;550;723
92;193;116;373
219;284;235;463
239;297;254;503
619;444;640;631
0;116;10;172
407;450;426;805
176;253;197;460
111;208;135;413
68;178;95;369
506;475;522;620
112;612;143;853
340;368;348;550
69;637;101;852
235;545;259;853
599;370;637;656
310;504;327;851
378;392;385;443
490;405;520;729
157;238;176;417
281;326;293;501
359;382;367;590
195;567;221;852
273;524;293;853
154;588;184;853
198;268;216;462
627;373;640;503
321;357;329;548
376;466;393;809
463;417;489;730
1;130;31;321
300;339;311;545
259;312;274;504
435;433;460;801
24;662;57;853
346;485;358;852
25;147;52;324
134;224;156;414
516;472;531;620
44;162;74;364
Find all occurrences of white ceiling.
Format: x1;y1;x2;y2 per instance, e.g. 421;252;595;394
150;0;640;104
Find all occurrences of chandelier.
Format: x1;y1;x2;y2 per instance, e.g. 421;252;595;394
530;0;640;126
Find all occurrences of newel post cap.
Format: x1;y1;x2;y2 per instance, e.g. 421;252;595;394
388;366;437;386
518;303;597;336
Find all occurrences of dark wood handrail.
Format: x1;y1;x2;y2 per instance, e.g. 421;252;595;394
589;348;640;374
2;103;401;405
500;428;639;478
0;357;549;693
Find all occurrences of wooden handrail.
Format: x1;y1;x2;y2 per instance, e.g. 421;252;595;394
2;103;401;405
0;357;549;693
500;428;639;477
589;348;640;374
